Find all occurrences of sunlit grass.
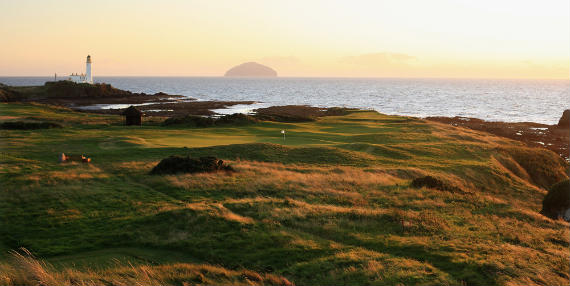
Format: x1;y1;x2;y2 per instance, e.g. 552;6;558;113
0;102;568;285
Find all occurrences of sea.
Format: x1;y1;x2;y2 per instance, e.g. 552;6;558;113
1;77;568;125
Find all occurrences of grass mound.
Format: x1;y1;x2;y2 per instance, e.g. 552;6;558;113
540;179;570;220
410;176;464;193
0;121;62;130
499;146;568;189
150;156;233;175
183;143;372;166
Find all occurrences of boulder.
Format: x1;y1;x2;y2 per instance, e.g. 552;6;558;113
540;179;570;221
558;110;569;128
150;156;233;175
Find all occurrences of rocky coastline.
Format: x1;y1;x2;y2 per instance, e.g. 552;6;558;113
1;81;568;160
427;113;569;161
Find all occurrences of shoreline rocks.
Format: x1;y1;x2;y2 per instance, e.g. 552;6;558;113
427;114;570;161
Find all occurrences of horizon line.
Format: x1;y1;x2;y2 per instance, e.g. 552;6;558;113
0;75;568;81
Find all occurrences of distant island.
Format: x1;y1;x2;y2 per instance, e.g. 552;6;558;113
224;62;278;77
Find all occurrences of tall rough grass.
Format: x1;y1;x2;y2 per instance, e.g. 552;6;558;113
0;248;293;286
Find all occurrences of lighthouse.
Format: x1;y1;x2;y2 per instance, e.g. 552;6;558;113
66;55;94;84
86;55;93;84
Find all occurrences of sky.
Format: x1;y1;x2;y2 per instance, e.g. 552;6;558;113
0;0;568;78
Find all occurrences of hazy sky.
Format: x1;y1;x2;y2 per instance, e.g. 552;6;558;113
1;0;568;78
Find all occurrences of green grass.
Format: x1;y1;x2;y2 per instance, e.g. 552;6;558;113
0;102;568;286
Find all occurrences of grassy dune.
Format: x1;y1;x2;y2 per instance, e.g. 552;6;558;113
0;102;568;285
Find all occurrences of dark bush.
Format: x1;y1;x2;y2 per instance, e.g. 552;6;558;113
323;107;351;116
0;84;19;102
150;156;234;175
540;179;570;221
216;113;257;125
411;176;463;193
162;115;216;127
162;113;257;127
253;105;354;122
1;121;62;130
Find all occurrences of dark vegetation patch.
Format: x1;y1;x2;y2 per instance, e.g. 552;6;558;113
540;179;570;221
411;176;464;193
253;105;352;122
150;156;234;175
0;83;19;102
162;115;215;127
0;121;63;130
162;113;257;127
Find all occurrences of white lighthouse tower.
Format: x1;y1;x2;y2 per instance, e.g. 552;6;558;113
86;55;93;83
67;55;93;84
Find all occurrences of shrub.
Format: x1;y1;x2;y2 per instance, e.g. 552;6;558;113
162;115;215;127
150;156;234;175
410;176;463;193
162;113;257;127
216;113;258;125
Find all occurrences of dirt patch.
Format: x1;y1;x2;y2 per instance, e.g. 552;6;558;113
427;115;570;161
150;156;234;175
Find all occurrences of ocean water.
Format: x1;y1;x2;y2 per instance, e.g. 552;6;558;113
1;76;568;124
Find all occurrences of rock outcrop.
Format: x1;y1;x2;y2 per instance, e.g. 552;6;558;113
224;62;277;77
540;179;570;221
44;81;134;98
558;110;569;128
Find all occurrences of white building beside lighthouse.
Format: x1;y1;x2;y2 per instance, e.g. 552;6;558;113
67;55;93;84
